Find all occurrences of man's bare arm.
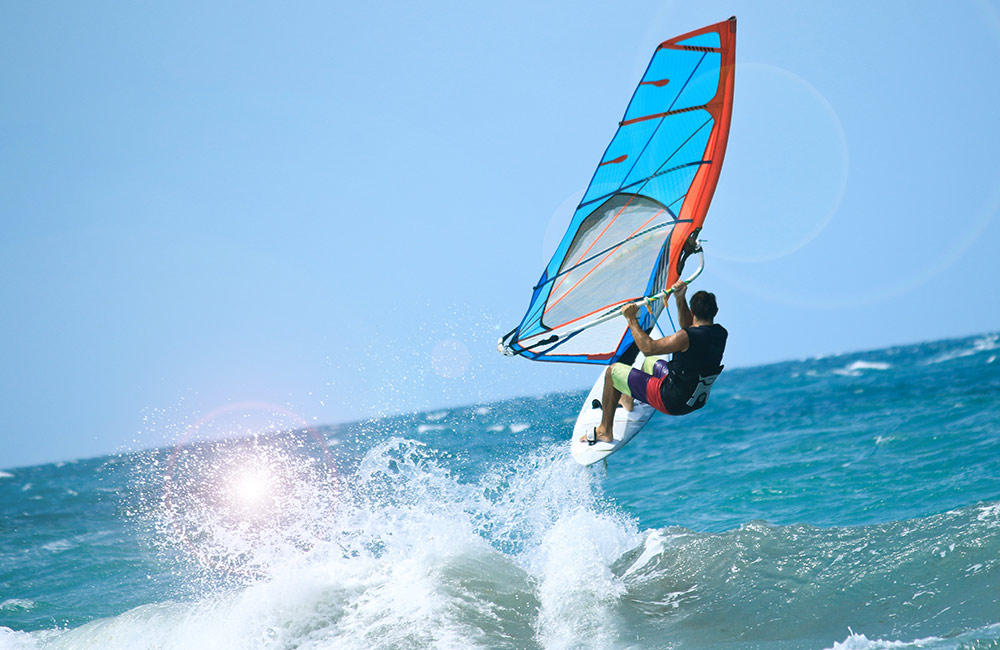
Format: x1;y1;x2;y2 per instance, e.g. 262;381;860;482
671;281;693;330
623;303;690;356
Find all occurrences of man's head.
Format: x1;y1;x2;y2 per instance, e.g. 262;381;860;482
689;290;718;322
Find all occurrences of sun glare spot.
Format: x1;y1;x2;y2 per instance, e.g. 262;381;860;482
236;475;266;503
226;465;276;511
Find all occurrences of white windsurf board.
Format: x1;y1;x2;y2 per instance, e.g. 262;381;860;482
570;357;657;466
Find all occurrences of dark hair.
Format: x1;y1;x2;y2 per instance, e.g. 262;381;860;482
689;290;718;321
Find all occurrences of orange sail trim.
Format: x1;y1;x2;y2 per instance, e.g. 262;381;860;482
661;17;736;289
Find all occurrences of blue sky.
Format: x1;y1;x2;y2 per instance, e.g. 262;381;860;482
2;1;999;468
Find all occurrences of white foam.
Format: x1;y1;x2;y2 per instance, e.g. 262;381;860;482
623;529;666;577
0;471;13;479
41;539;74;554
824;631;911;649
976;503;1000;522
832;360;891;377
0;599;35;611
926;333;1000;365
424;410;448;421
473;406;491;415
824;624;1000;650
534;510;635;649
415;423;445;434
509;423;530;434
0;626;42;650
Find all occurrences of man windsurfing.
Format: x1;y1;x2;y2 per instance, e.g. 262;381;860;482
584;280;727;446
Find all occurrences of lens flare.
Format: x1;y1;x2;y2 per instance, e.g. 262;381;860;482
159;402;338;578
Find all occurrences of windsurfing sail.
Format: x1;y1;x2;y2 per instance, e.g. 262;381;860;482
498;17;737;364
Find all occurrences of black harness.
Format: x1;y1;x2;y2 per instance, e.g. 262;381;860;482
663;324;727;414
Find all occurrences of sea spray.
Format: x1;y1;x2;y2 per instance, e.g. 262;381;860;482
39;437;633;649
139;430;339;585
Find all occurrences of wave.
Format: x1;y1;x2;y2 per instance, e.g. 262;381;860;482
5;436;998;650
615;504;1000;648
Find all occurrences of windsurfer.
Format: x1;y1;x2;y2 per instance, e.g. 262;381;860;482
583;280;728;446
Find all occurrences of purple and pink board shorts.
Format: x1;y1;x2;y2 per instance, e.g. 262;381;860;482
610;356;673;415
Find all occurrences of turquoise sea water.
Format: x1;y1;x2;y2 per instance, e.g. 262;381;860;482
1;333;998;649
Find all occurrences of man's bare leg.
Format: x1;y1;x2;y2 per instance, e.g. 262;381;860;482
578;366;621;444
594;366;620;443
619;393;634;411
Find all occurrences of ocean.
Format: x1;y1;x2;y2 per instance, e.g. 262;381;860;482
1;332;998;650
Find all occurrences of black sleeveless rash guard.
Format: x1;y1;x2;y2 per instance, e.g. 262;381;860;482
662;324;728;415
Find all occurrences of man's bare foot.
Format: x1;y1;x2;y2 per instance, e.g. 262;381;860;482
619;394;634;412
579;424;613;444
